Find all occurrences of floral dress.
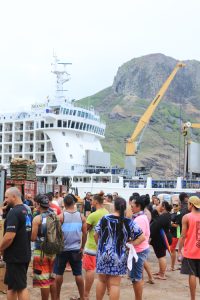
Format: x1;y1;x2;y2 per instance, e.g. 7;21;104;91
95;215;142;275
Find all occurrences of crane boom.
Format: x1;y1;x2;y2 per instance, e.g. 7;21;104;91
126;62;185;156
125;62;185;176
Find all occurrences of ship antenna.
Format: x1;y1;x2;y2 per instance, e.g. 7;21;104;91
51;54;72;103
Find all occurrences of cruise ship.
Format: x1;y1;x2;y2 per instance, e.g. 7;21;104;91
0;56;110;187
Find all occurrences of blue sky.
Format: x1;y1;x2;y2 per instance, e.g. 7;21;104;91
0;0;199;112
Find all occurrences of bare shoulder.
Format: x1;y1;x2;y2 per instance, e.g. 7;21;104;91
33;214;42;225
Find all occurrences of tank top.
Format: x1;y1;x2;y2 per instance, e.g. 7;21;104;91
183;212;200;259
35;211;49;250
62;211;82;251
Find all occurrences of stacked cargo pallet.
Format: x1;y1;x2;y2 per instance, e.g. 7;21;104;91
10;158;36;181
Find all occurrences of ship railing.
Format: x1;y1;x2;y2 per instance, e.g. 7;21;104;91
182;180;200;189
152;180;177;189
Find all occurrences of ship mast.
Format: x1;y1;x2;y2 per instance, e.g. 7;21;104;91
51;54;72;104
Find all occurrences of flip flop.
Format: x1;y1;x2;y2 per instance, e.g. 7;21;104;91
146;279;155;284
154;275;167;280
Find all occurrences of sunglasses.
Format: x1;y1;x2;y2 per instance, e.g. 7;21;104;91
173;204;179;207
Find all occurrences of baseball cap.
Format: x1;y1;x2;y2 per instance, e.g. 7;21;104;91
35;194;49;208
189;196;200;209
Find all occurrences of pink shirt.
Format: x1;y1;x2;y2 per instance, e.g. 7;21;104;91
183;212;200;259
134;214;150;253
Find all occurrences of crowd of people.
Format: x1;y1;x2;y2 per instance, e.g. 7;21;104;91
0;188;199;300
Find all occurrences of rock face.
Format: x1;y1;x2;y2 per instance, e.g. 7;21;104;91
78;53;200;178
112;53;200;106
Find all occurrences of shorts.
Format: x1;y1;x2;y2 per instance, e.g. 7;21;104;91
170;237;179;251
54;250;82;276
130;248;149;282
4;262;29;291
33;250;55;288
82;253;96;271
181;258;200;277
151;242;166;259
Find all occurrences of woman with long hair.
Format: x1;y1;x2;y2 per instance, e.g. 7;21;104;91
94;197;145;300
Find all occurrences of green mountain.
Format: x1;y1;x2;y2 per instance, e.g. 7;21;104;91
76;53;200;179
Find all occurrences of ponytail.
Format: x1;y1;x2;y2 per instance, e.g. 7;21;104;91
114;197;127;244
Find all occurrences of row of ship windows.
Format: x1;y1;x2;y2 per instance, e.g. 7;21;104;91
0;109;100;121
39;120;104;135
0;121;104;135
59;108;99;121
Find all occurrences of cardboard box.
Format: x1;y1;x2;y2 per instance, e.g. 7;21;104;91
0;263;7;294
0;220;4;242
0;221;7;293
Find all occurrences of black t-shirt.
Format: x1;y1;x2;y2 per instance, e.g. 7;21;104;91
150;212;172;245
3;204;31;263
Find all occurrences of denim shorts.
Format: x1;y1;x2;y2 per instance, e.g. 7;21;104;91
54;250;82;276
130;248;150;282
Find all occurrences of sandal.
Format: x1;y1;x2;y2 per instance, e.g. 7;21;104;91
154;275;167;280
146;279;155;284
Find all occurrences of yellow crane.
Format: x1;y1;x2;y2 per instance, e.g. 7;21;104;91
125;62;185;175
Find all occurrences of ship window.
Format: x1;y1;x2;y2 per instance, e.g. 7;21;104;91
80;123;83;130
50;123;53;127
63;121;67;127
69;110;73;115
45;124;49;128
75;122;80;129
73;110;76;116
41;121;44;128
78;111;81;117
87;124;89;131
85;113;88;119
62;132;65;136
66;143;69;147
57;120;62;127
66;109;69;115
71;166;74;170
63;108;66;114
68;120;71;127
71;121;75;128
81;112;84;118
70;154;73;159
83;123;86;130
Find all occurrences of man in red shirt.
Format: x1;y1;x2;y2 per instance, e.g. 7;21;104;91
178;196;200;300
46;192;61;215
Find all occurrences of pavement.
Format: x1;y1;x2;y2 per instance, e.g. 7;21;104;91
0;250;200;299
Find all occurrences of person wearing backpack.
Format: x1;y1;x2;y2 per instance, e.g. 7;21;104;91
31;194;63;300
53;193;87;300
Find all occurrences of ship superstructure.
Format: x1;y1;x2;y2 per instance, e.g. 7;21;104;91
0;57;109;182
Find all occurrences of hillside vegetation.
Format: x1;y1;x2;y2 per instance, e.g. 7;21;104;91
76;53;200;178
